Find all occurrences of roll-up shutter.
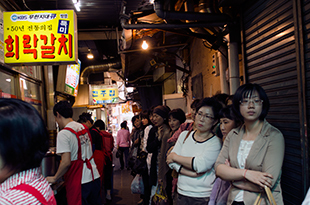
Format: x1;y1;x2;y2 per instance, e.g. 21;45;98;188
303;0;310;199
242;0;306;203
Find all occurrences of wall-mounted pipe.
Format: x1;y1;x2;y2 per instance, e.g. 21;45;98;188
226;33;240;94
218;46;229;94
184;1;213;36
120;18;227;30
80;59;121;85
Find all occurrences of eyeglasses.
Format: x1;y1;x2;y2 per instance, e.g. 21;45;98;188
240;98;263;106
196;112;214;120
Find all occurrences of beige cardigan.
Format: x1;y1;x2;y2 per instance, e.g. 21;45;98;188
215;120;285;205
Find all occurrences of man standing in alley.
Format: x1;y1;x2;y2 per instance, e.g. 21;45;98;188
47;101;101;205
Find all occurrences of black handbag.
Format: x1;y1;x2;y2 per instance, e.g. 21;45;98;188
132;151;148;174
128;147;138;169
116;149;122;158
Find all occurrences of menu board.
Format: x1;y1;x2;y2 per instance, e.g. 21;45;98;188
56;59;80;96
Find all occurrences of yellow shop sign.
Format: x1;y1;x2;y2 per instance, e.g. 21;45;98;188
92;85;119;104
3;10;78;65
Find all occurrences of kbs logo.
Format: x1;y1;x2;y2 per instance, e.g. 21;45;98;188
10;13;57;23
11;14;27;22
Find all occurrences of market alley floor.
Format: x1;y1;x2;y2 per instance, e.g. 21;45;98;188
105;150;141;205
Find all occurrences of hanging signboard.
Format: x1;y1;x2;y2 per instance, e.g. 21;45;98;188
121;101;132;114
92;85;119;104
64;59;81;96
56;59;81;97
3;10;78;65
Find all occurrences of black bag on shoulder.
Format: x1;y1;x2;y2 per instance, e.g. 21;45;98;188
132;151;147;174
128;147;138;170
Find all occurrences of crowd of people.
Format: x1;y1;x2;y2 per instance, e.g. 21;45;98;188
0;83;290;205
119;83;285;205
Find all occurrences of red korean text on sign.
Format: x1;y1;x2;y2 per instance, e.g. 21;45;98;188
23;34;38;59
5;35;19;60
58;34;73;58
40;33;56;59
5;33;73;61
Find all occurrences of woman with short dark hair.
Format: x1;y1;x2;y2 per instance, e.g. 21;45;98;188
167;97;222;204
168;109;186;133
215;83;285;204
0;98;56;204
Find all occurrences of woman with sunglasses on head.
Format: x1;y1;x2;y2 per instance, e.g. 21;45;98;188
215;83;285;205
166;97;222;204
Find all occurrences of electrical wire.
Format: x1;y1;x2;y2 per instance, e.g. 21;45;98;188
22;0;31;11
126;75;153;83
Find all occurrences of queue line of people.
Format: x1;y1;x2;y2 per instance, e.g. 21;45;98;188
125;83;285;205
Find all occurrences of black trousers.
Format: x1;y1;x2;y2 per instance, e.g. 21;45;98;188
104;156;112;190
118;147;129;169
232;202;245;205
141;169;151;205
81;178;101;205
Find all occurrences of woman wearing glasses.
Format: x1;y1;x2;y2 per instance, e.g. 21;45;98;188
166;97;222;204
215;83;285;205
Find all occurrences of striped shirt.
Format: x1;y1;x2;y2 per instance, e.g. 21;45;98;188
0;168;55;204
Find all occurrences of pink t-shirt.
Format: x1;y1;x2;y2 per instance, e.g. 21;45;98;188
116;129;131;147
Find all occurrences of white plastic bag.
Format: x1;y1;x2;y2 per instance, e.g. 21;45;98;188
131;174;144;194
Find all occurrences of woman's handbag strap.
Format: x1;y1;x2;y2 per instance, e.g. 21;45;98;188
254;186;277;205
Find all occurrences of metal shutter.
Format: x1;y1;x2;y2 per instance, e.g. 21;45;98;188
303;0;310;199
242;0;306;203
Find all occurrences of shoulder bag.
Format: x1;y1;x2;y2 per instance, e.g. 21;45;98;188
254;186;277;205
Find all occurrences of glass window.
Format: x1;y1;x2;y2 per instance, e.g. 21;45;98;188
0;71;16;98
20;77;42;114
13;66;42;80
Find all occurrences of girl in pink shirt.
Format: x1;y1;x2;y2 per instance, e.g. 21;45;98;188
116;121;131;170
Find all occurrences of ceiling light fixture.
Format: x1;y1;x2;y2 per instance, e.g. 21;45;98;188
87;48;94;59
126;87;134;92
72;0;80;12
142;40;148;50
75;2;81;12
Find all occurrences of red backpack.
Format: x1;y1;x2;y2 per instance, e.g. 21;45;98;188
101;131;114;156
